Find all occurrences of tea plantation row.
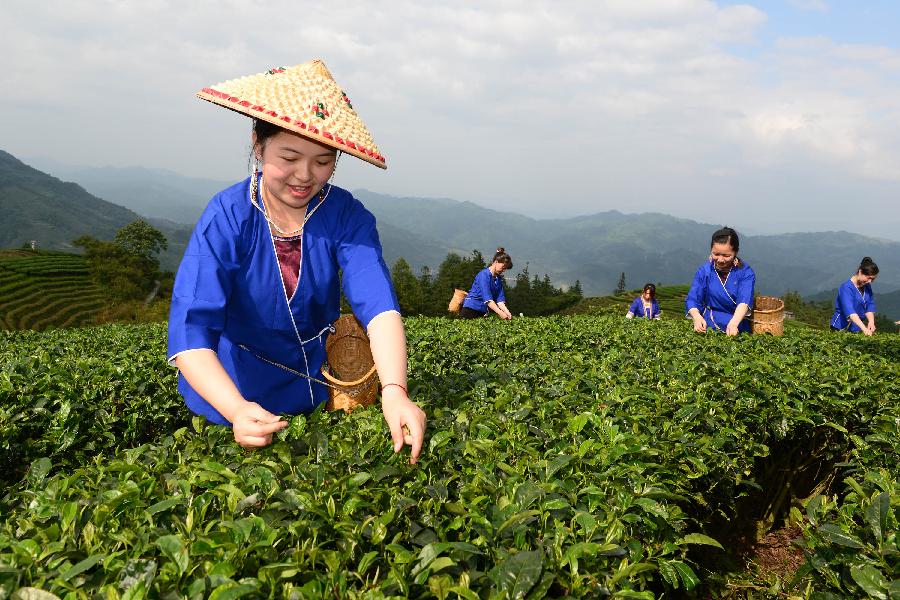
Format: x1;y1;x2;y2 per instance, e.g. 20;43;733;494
0;251;103;331
0;317;897;599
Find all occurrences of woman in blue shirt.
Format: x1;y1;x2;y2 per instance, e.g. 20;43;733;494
830;257;878;336
168;61;425;460
686;227;755;336
626;283;661;320
459;248;513;319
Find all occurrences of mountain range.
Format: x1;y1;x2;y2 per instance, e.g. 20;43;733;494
6;151;900;319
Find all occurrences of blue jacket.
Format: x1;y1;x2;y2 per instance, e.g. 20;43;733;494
167;178;399;424
686;261;755;333
462;267;506;313
628;297;661;319
830;279;875;332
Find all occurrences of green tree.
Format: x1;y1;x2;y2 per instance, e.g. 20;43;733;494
391;257;424;316
115;220;168;268
73;236;152;302
615;272;626;296
571;280;583;298
74;221;170;303
427;251;486;316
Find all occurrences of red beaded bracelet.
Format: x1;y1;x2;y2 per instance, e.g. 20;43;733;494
381;383;408;395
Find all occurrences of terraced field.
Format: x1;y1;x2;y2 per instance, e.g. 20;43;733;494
562;284;690;318
0;250;104;330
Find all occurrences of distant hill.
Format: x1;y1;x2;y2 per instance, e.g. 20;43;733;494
0;151;191;270
6;151;899;299
355;190;900;297
22;160;229;226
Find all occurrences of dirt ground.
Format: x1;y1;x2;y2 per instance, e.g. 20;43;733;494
747;525;806;584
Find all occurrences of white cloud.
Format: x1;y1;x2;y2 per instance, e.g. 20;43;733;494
0;0;898;236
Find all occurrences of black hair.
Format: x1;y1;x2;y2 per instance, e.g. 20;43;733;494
493;247;513;269
249;118;338;162
642;283;656;299
710;226;739;253
857;256;879;276
253;118;284;149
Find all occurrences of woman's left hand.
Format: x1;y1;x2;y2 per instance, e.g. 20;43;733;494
382;389;426;464
726;320;740;336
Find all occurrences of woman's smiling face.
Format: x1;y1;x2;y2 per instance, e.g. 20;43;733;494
710;241;736;270
256;130;337;211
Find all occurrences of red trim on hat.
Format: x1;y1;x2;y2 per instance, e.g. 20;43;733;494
200;89;382;164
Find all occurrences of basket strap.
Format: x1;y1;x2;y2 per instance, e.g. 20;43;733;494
237;343;359;396
301;324;336;345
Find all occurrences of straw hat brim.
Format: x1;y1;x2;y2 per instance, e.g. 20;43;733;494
197;61;386;169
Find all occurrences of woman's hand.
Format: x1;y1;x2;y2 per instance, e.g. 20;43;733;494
231;401;287;448
726;320;741;337
862;326;874;337
382;388;426;464
692;314;707;333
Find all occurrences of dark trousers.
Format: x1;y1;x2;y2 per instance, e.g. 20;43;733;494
459;306;486;319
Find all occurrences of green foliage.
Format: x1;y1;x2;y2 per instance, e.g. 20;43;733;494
114;220;168;264
503;263;583;316
391;257;425;316
0;251;103;331
615;272;626;296
74;220;170;304
0;317;898;598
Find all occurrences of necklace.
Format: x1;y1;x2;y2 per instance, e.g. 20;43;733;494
249;169;331;236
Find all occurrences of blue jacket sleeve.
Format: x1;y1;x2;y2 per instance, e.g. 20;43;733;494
837;284;858;318
337;198;400;328
685;265;708;314
864;285;876;314
167;198;243;360
628;298;641;314
475;270;492;304
735;267;755;307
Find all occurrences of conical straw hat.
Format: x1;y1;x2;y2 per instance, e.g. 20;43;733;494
198;60;386;169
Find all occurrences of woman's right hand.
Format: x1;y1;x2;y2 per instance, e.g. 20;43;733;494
231;401;288;447
692;315;707;333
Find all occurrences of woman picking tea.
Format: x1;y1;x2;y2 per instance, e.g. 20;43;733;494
459;248;514;319
830;257;879;335
685;227;755;336
167;61;425;460
626;283;661;320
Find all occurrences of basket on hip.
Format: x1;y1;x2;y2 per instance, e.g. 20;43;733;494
751;295;785;337
448;288;468;313
322;314;379;412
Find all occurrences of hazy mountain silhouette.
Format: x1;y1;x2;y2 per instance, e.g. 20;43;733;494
5;151;898;308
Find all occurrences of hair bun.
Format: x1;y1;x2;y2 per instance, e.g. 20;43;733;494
861;256;873;263
496;247;505;253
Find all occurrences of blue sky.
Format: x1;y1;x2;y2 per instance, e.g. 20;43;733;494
734;1;899;49
2;1;899;239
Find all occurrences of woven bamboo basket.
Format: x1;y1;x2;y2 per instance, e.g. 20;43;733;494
751;296;785;336
322;315;379;412
448;288;468;313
